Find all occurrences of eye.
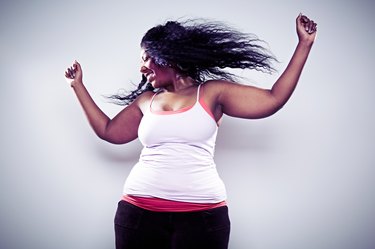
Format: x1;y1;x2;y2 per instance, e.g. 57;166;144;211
141;55;150;62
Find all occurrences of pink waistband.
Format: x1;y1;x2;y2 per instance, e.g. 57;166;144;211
122;195;227;212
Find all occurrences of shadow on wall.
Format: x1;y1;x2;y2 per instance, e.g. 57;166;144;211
216;116;281;153
93;140;143;164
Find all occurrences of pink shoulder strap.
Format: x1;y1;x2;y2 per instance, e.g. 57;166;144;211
196;84;202;103
149;90;162;110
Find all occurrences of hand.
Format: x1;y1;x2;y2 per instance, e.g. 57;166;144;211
64;60;83;87
296;13;317;45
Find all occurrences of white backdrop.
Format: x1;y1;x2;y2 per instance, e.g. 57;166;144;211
1;0;374;248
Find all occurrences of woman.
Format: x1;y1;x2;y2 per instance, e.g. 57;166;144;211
65;14;317;249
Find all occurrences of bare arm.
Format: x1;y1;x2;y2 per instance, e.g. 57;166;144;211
65;61;144;144
216;14;317;119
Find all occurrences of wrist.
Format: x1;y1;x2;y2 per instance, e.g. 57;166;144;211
71;80;83;88
298;36;315;47
297;40;314;50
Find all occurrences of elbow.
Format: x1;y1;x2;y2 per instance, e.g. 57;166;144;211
267;103;286;117
92;121;116;143
94;131;111;143
255;108;281;119
97;132;111;143
96;130;123;144
97;134;127;144
272;102;285;115
266;96;287;117
255;102;286;119
97;131;136;145
257;99;285;119
94;121;110;141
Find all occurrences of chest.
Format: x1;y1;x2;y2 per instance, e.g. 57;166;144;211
150;91;198;112
138;104;218;147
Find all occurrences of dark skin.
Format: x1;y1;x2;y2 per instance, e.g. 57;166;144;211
65;14;317;144
300;14;317;34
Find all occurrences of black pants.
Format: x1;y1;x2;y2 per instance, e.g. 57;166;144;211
114;201;230;249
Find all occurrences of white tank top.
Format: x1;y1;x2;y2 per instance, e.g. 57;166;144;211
123;84;227;203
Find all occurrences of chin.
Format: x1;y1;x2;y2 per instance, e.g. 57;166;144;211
150;81;159;88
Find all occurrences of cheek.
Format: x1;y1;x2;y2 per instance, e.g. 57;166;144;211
146;60;156;69
156;67;174;79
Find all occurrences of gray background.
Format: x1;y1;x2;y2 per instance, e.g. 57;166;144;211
1;0;374;248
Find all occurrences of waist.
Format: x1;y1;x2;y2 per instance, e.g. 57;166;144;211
139;143;215;166
124;160;226;201
123;194;227;212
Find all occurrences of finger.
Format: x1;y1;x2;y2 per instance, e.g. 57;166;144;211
299;15;309;32
313;23;317;32
296;13;302;23
301;15;309;24
65;71;72;79
67;68;75;78
70;66;77;76
304;21;310;32
65;72;73;79
307;21;314;33
309;21;317;34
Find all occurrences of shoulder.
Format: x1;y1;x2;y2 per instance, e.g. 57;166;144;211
200;80;239;119
202;80;241;99
131;90;155;114
203;79;241;89
135;90;155;102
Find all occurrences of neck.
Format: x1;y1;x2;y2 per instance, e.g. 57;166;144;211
164;76;197;92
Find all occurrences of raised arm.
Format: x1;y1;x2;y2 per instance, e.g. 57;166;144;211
64;61;144;144
215;14;317;119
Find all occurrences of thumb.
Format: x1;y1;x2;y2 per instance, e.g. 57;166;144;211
73;60;82;71
296;13;302;25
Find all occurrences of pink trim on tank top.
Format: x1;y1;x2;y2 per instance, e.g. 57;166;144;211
150;103;194;115
198;99;216;121
149;85;217;122
123;195;227;212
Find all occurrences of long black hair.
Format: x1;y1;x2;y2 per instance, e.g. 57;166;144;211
109;18;277;105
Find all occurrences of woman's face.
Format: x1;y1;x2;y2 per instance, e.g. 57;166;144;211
139;48;176;88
